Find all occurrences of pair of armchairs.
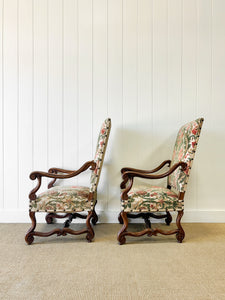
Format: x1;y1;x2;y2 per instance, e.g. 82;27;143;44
25;117;204;245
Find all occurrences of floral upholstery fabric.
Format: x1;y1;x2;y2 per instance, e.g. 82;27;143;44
90;118;111;192
122;185;182;212
30;186;94;212
168;118;204;192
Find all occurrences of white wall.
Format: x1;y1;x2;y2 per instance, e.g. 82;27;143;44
0;0;225;223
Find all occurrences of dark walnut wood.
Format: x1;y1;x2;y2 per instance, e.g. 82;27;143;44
45;208;99;228
29;160;96;200
121;161;187;200
25;210;97;245
25;160;98;244
117;211;184;245
45;213;71;224
120;160;171;189
118;160;187;244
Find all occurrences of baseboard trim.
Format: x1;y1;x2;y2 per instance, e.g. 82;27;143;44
0;210;224;223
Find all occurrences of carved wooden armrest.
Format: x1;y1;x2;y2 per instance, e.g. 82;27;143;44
47;166;96;189
121;162;187;200
29;160;96;201
120;160;171;189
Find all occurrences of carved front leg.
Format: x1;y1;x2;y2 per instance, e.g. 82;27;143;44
91;209;98;225
118;212;123;224
25;211;36;245
86;211;95;242
176;210;185;243
117;211;128;245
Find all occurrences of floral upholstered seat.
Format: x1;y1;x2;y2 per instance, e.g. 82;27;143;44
118;118;204;245
30;186;92;212
25;118;111;245
123;185;180;212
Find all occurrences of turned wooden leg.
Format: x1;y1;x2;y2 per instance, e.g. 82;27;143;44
25;211;36;245
86;211;95;243
118;212;123;224
176;210;185;243
165;211;172;226
117;211;128;245
91;209;98;226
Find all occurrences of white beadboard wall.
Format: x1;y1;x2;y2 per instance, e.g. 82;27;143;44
0;0;225;223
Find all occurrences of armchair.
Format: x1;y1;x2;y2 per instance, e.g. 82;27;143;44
117;118;204;244
25;118;111;244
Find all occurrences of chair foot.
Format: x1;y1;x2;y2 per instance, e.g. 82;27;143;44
117;211;128;245
118;212;123;224
176;210;185;243
165;211;172;226
86;211;95;242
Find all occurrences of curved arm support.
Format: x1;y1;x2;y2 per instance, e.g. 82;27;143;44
29;160;96;200
121;160;171;174
121;161;187;200
120;160;171;189
48;167;78;174
29;176;42;201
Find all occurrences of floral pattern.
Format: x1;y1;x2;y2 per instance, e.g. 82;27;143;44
122;185;182;212
168;118;204;192
30;186;93;212
90;118;111;192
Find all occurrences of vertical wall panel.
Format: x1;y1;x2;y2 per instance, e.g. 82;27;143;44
136;0;153;170
107;0;123;211
182;0;198;209
0;0;3;209
211;0;225;210
168;0;182;132
77;0;93;186
3;0;18;210
123;0;138;136
63;0;78;185
92;0;108;209
48;0;63;169
33;0;48;192
122;0;139;189
152;0;168;190
18;0;33;209
182;0;197;122
196;0;212;209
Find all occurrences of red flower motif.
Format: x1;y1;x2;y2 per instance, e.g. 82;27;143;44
192;128;197;135
151;192;158;196
192;141;196;148
101;128;105;134
137;191;147;195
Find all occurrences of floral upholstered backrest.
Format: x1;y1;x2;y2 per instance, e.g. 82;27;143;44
168;118;204;193
90;118;111;193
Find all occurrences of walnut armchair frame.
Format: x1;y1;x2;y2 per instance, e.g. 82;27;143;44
25;118;111;245
118;161;187;245
117;117;204;245
25;161;97;245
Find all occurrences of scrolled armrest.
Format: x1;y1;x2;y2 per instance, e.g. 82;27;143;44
48;167;79;174
121;161;187;200
120;160;171;189
121;160;171;174
29;160;96;200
